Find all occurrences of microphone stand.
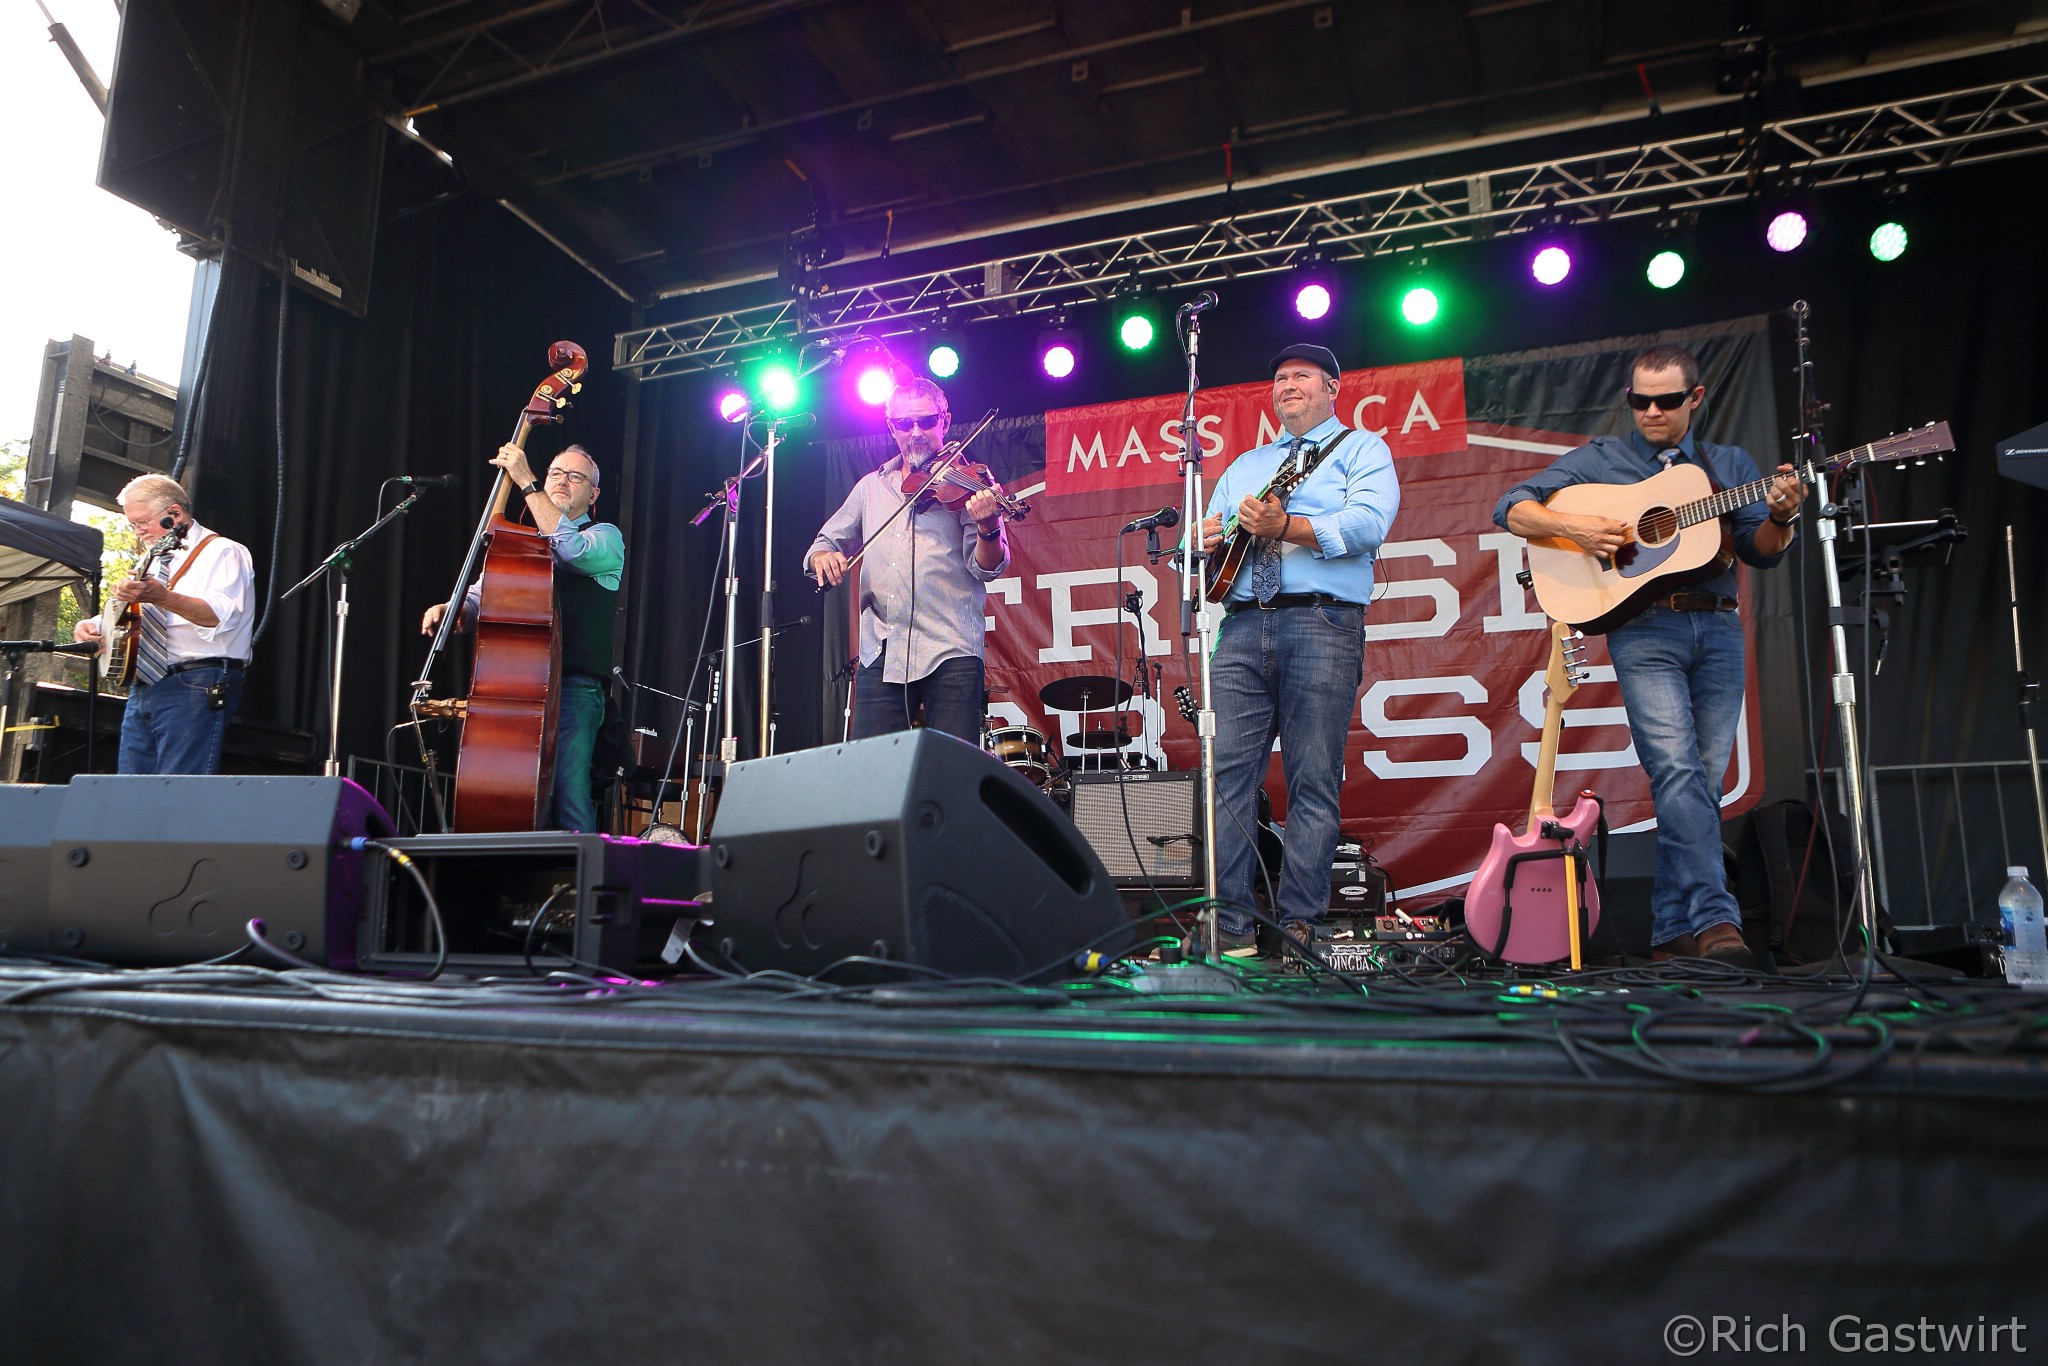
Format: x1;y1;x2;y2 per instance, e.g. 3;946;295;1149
280;484;425;778
1172;302;1224;960
1794;300;1882;951
2007;526;2048;873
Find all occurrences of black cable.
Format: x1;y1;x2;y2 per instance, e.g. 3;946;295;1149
363;839;448;981
250;274;289;644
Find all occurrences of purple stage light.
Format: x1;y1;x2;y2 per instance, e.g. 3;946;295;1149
1531;245;1572;286
716;389;750;423
1294;282;1332;320
1041;342;1077;380
1766;210;1809;253
855;366;893;406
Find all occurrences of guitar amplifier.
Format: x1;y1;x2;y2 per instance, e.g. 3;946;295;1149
1067;770;1203;888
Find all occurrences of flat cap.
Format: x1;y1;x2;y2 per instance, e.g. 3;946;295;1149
1269;343;1341;379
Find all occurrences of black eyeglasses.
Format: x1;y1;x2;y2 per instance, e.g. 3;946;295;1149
1627;388;1696;412
889;414;945;432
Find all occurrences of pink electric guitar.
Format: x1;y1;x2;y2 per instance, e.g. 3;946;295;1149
1464;621;1602;966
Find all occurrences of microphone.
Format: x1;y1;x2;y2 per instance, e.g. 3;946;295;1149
1178;290;1219;314
393;474;460;487
827;334;876;359
762;412;818;431
1121;506;1181;534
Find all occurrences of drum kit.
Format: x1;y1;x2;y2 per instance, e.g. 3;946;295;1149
981;674;1154;806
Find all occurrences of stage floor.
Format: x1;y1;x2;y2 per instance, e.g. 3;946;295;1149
4;940;2046;1363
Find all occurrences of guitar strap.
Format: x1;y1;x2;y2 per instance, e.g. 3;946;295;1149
163;533;220;592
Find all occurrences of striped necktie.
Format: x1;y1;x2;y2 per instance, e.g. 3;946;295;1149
132;550;175;686
1251;436;1307;605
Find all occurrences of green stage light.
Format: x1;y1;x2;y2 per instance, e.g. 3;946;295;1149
1400;286;1440;326
757;361;800;412
1646;249;1687;289
926;342;961;378
1869;221;1908;263
1118;312;1155;351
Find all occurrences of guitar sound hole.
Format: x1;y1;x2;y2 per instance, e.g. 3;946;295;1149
1637;506;1678;546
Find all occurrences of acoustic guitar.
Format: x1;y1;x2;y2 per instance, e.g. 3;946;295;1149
1524;422;1953;633
1203;433;1338;604
1463;621;1602;967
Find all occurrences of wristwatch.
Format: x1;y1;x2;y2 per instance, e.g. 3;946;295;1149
1769;511;1797;527
978;526;1001;542
522;479;545;498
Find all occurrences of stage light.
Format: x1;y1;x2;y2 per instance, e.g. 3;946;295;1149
1530;245;1573;286
1294;282;1332;320
757;360;800;412
1646;249;1687;289
716;387;750;423
1400;286;1440;326
921;311;964;379
1289;240;1335;321
1869;220;1908;263
1112;288;1160;353
855;365;894;406
1118;313;1155;350
1037;308;1080;380
1765;209;1808;253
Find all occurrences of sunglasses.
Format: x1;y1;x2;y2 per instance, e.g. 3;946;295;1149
889;414;946;432
1626;388;1697;412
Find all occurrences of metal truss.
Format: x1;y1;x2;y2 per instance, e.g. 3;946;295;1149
614;73;2048;381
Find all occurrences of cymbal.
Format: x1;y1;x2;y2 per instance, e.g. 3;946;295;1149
1038;674;1132;711
1066;726;1135;750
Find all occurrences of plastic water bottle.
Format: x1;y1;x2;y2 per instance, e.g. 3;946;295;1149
1998;867;2047;990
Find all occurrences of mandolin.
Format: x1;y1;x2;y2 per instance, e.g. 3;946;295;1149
1203;434;1338;604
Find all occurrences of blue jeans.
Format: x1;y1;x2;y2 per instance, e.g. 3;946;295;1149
118;664;244;775
551;674;607;832
1211;603;1366;935
1605;605;1746;946
851;654;984;743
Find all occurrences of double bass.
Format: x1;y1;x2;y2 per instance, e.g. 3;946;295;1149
413;341;587;832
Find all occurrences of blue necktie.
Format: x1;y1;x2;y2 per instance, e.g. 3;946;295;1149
132;553;174;686
1251;437;1306;605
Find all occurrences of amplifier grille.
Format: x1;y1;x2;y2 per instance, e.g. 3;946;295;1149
1067;772;1202;886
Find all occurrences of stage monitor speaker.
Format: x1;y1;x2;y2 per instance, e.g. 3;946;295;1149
41;775;394;966
708;731;1127;979
0;785;70;951
1997;419;2048;492
1067;770;1204;888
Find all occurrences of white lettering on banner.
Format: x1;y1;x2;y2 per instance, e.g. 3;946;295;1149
1116;427;1154;467
1359;676;1490;778
985;577;1022;634
1478;533;1547;634
1067;432;1109;474
1515;665;1637;770
1352;394;1387;436
1402;389;1443;434
1038;568;1166;663
1367;539;1458;642
1255;412;1282;446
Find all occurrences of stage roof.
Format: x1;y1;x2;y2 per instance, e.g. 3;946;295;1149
342;0;2048;307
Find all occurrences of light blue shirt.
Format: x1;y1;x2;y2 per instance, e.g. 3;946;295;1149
1205;415;1401;604
461;510;624;621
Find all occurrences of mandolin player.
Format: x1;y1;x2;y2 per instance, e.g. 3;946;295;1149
1494;344;1805;966
805;376;1009;742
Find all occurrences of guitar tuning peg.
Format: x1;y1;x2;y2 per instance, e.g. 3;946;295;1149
570;383;583;394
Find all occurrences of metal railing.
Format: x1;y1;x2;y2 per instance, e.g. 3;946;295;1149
346;756;451;838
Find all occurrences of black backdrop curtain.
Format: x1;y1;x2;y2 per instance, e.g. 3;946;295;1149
168;152;2044;915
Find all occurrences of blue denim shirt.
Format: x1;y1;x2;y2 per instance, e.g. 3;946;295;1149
1492;429;1786;602
461;510;624;621
1206;415;1400;605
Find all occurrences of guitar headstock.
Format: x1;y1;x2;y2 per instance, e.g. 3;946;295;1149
1837;420;1955;473
1545;620;1589;701
522;340;588;426
1174;684;1198;725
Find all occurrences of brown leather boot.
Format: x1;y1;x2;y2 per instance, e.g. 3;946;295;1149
1695;922;1753;965
1649;932;1698;962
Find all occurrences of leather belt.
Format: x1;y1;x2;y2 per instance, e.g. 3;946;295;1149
158;656;247;679
1225;592;1366;615
1656;592;1738;613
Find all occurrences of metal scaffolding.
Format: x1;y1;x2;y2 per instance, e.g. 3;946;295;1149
613;73;2048;381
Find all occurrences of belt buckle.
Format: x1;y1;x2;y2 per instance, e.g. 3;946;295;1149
1257;597;1279;611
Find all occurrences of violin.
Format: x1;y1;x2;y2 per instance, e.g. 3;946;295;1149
901;450;1031;522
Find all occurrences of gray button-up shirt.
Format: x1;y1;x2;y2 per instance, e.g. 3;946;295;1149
806;455;1010;685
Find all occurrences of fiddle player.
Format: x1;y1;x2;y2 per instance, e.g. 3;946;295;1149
805;377;1009;741
420;442;624;832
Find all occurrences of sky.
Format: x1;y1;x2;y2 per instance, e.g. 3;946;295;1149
1;0;196;443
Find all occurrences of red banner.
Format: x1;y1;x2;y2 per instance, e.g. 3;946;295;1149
983;366;1767;904
1043;357;1469;495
